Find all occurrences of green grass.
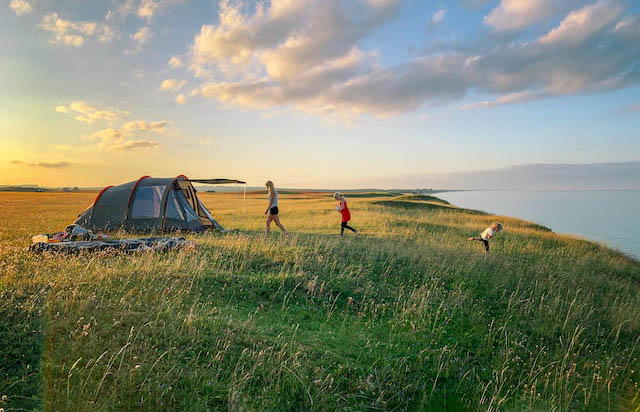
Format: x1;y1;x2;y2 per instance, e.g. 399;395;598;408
0;192;639;411
341;192;403;198
398;195;451;204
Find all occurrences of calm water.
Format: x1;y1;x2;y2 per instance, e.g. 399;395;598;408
437;190;640;260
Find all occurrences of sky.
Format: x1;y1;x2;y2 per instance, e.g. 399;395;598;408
1;0;639;189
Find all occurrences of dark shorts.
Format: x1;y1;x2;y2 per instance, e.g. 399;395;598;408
481;239;489;251
269;206;279;216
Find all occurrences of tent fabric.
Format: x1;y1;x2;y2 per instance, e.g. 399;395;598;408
74;175;233;232
187;178;246;184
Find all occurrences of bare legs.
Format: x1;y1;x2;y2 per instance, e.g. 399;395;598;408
467;237;490;259
266;215;288;235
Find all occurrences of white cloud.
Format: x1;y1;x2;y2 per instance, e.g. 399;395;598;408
432;9;447;24
9;0;33;16
118;0;185;21
121;140;160;150
138;0;160;20
160;78;186;91
98;24;116;44
122;120;170;133
168;55;182;68
190;0;398;78
181;0;640;118
55;101;128;124
86;127;160;151
176;94;186;105
538;0;623;45
135;26;151;42
126;26;153;54
40;13;114;47
483;0;557;32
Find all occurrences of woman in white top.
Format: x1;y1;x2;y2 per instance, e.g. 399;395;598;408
468;222;503;259
264;180;288;236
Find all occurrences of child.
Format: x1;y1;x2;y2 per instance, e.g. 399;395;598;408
468;222;503;259
264;180;288;236
334;192;358;237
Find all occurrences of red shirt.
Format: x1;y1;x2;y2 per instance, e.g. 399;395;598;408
340;199;351;222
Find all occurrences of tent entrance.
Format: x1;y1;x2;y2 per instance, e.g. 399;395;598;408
174;180;220;229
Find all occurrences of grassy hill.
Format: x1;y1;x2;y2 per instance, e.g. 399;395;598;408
0;192;639;411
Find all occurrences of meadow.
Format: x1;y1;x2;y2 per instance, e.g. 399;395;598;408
1;191;639;411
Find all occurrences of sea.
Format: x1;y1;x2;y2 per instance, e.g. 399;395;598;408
436;190;640;260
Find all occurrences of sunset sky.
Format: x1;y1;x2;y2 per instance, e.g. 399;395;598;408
1;0;639;189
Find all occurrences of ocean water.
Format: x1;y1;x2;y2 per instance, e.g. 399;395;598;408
436;190;640;260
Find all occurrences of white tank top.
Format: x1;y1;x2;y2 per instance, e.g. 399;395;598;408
270;191;278;208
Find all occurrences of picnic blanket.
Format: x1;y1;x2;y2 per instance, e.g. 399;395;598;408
30;237;192;254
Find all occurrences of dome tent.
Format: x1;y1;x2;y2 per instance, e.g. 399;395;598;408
74;175;245;232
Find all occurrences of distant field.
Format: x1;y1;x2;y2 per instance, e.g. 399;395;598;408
1;191;639;411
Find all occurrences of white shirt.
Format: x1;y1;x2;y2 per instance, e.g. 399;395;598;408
269;191;278;208
481;227;495;241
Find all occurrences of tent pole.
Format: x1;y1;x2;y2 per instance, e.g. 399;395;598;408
243;184;246;223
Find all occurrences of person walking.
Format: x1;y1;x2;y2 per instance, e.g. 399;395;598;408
265;181;288;236
334;192;358;237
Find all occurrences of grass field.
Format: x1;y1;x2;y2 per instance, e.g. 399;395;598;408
1;191;639;411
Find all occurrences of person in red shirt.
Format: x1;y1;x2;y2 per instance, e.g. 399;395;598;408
334;192;358;237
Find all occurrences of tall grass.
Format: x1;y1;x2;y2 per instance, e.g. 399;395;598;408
0;192;639;411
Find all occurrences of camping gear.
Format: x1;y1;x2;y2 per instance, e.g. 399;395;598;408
73;175;245;232
31;224;109;244
31;234;50;243
30;237;191;253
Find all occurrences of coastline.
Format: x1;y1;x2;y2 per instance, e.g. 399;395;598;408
436;189;640;261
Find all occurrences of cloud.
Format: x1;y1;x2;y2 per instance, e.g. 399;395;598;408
9;0;33;16
118;0;185;21
160;78;186;91
29;161;71;168
188;0;404;117
189;0;398;78
86;127;160;151
122;120;170;133
10;160;25;164
168;55;182;68
126;26;153;54
432;9;447;24
183;0;640;118
538;0;623;45
55;101;128;124
176;94;186;104
121;140;159;150
40;13;114;47
483;0;559;32
132;26;152;43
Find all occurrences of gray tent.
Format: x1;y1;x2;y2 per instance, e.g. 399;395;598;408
74;175;245;232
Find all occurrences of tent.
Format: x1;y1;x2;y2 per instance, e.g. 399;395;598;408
74;175;245;232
